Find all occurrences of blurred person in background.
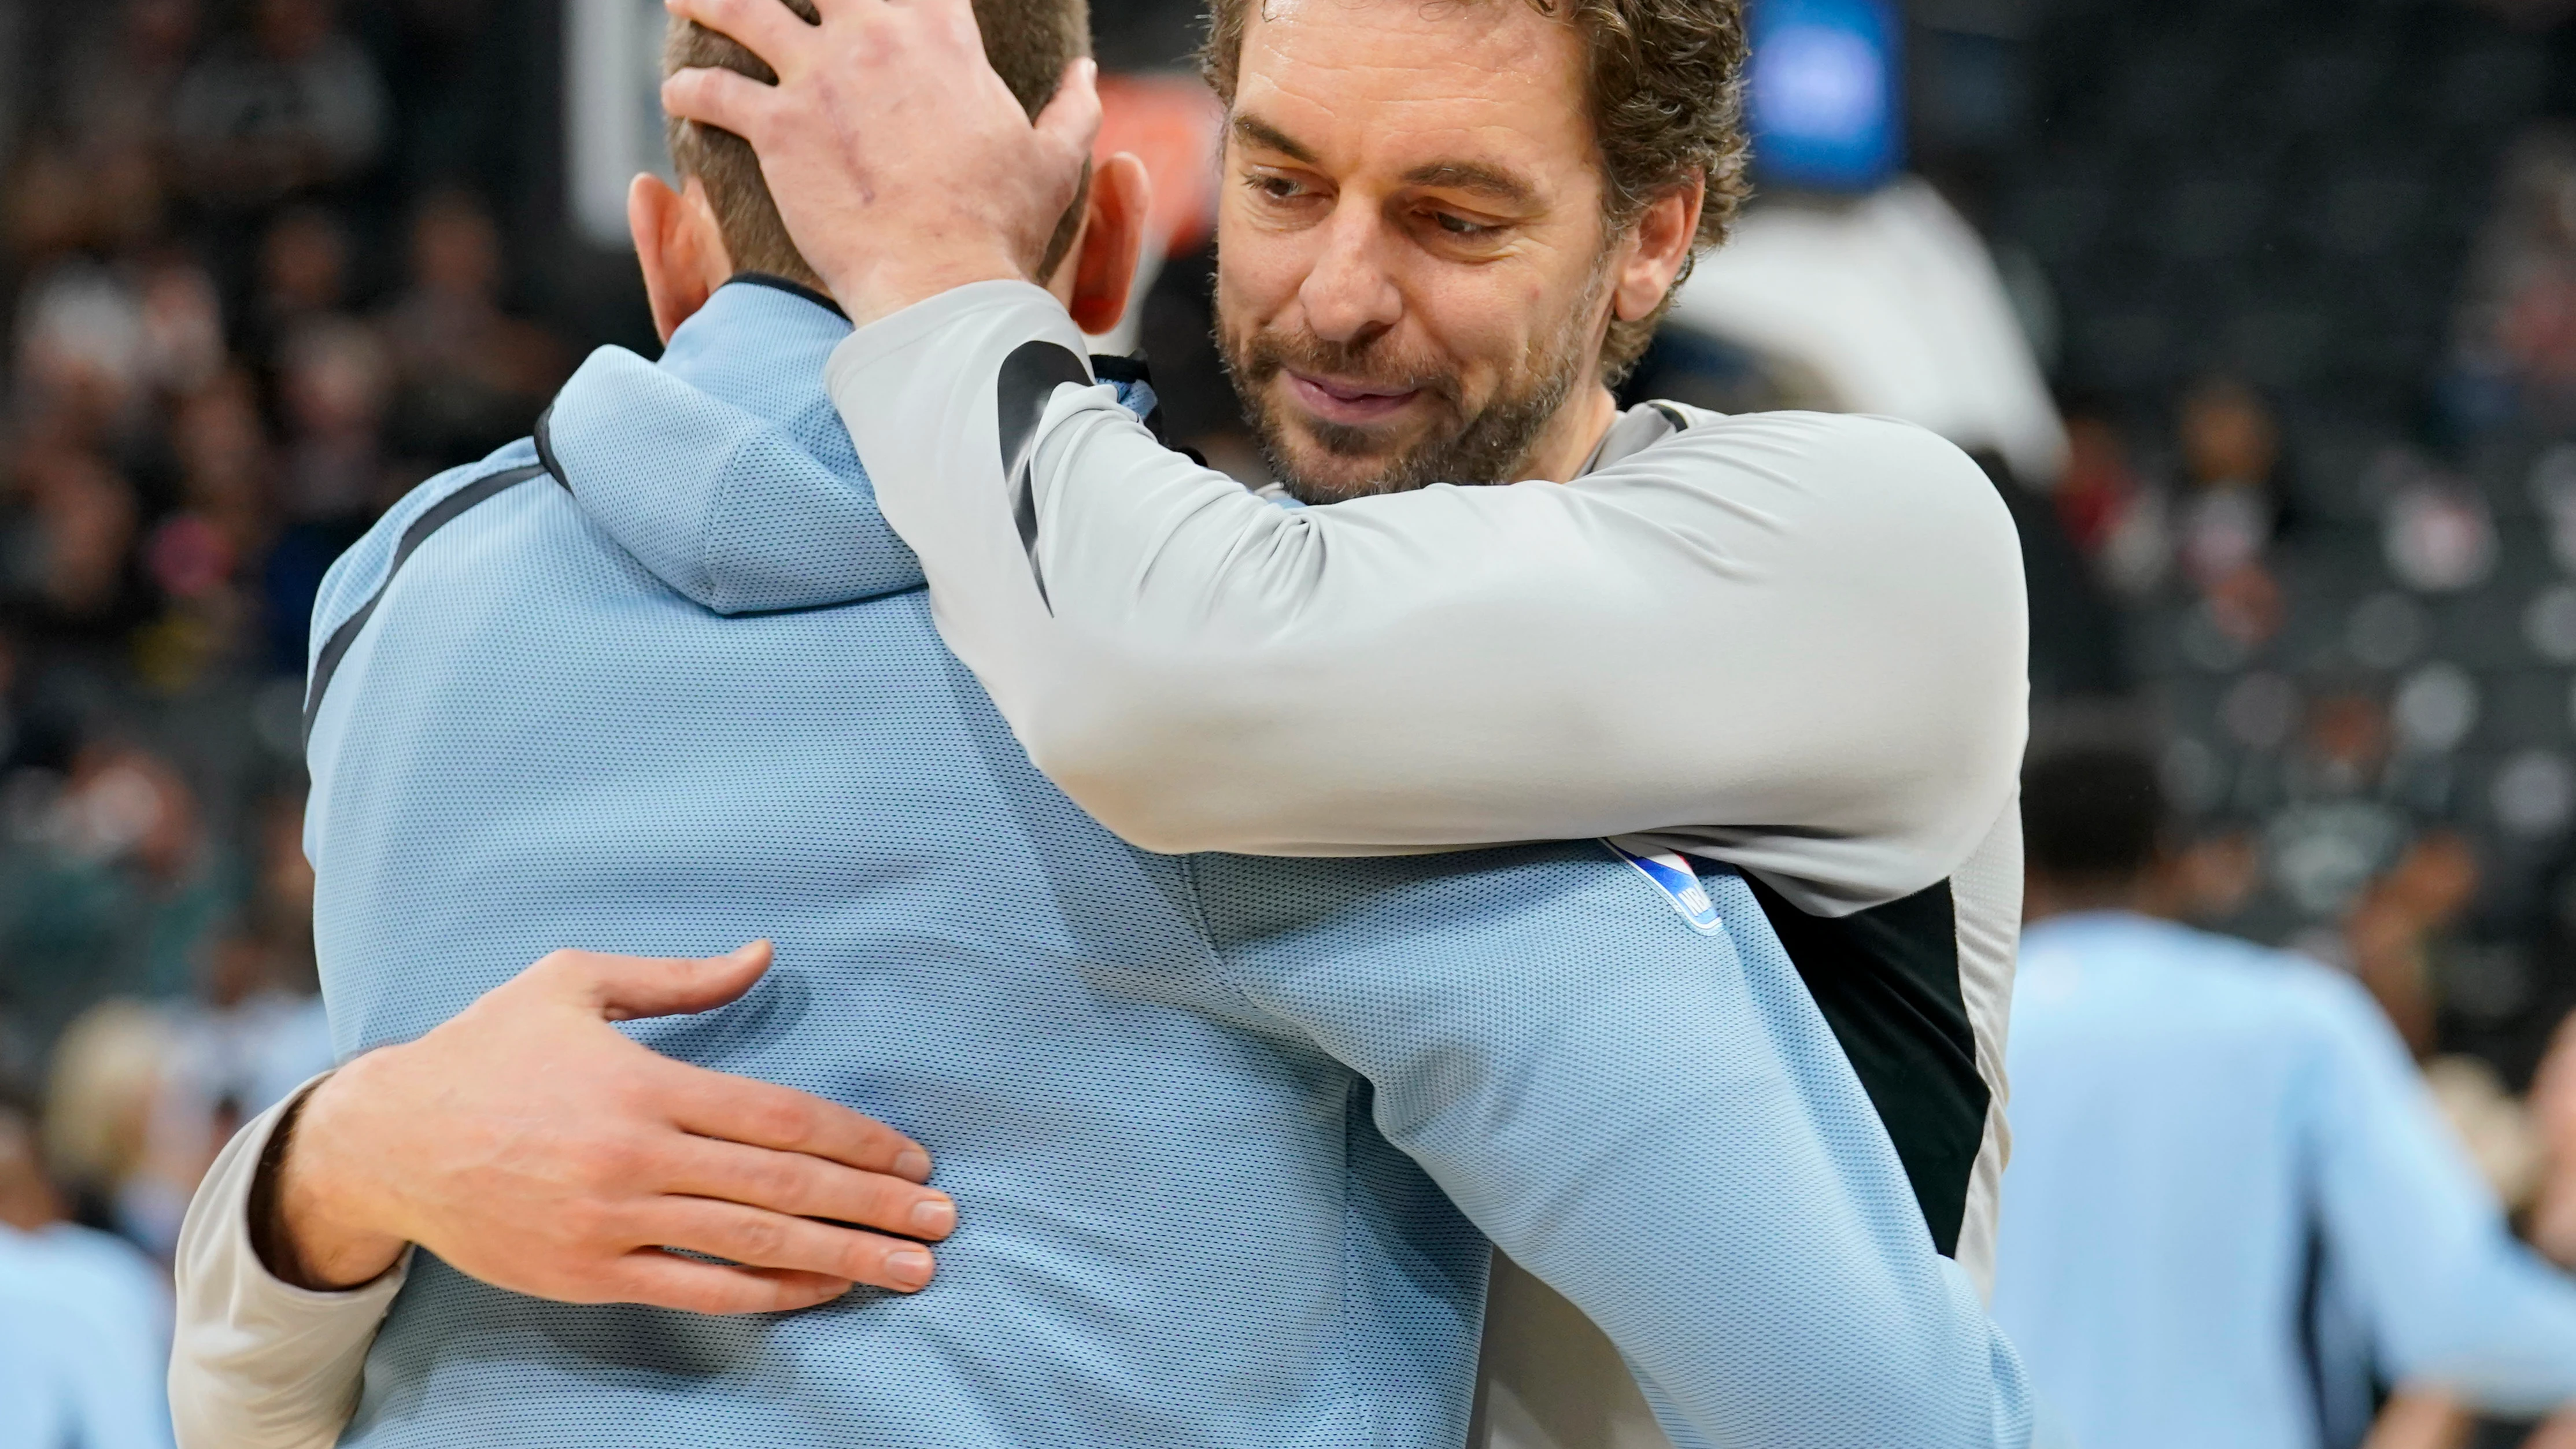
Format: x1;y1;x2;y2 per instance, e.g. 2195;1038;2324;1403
2167;375;2296;657
247;206;352;375
272;316;391;528
379;188;568;468
2452;125;2576;437
1993;738;2576;1448
0;740;240;1055
169;0;385;209
61;0;200;161
0;1088;174;1449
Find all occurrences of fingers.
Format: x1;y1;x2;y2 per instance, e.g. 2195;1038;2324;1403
645;1197;938;1292
662;65;783;145
657;1062;934;1183
664;0;813;74
1033;58;1104;168
522;941;775;1022
604;1250;854;1315
663;1137;956;1241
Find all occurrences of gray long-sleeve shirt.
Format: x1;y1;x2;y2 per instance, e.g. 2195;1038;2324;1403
169;279;2034;1448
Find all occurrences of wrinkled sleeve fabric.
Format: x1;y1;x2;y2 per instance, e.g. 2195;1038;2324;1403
825;283;2030;916
1195;847;2034;1447
170;1078;408;1449
2302;975;2576;1411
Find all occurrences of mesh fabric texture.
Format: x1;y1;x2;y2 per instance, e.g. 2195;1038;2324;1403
305;282;2029;1448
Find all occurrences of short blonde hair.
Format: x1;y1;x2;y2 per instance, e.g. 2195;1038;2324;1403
664;0;1095;289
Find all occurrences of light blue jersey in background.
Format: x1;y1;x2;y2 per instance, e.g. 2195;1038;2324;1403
0;1222;172;1449
1993;911;2576;1447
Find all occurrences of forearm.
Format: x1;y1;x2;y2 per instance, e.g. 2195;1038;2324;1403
2318;986;2576;1410
827;286;2028;907
171;1078;406;1449
2357;1168;2576;1409
2397;1254;2576;1411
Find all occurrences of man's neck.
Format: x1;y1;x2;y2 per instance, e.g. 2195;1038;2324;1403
1525;384;1623;484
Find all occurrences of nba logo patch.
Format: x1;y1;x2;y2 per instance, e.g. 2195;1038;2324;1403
1602;839;1723;934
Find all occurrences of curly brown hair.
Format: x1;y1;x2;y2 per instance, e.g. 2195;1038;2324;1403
1199;0;1750;383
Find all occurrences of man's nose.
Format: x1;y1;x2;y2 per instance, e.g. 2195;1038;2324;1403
1296;204;1402;346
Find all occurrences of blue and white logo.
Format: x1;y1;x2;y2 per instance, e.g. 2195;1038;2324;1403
1602;839;1724;934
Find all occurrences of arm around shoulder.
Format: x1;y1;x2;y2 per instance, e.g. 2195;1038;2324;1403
830;282;2027;892
1020;409;2028;914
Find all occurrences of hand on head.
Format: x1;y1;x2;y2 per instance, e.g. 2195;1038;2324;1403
269;942;957;1313
660;0;1103;326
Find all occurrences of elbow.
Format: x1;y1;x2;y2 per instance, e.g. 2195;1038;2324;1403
1018;705;1246;857
1006;644;1320;855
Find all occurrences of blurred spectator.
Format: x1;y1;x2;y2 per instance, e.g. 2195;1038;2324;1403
1994;737;2576;1449
134;252;226;400
42;1000;173;1231
3;138;169;275
247;204;349;364
2350;832;2487;1058
2054;405;2168;600
118;968;324;1258
169;0;385;206
0;742;241;1052
13;258;151;446
2174;375;2292;654
274;315;390;526
2454;127;2576;438
0;1091;174;1449
146;370;269;683
63;0;200;157
4;448;147;649
25;802;324;1263
379;188;567;467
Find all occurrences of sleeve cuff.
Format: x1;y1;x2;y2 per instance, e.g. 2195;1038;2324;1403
171;1072;411;1449
823;279;1087;423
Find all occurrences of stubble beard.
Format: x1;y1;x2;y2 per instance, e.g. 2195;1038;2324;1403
1217;259;1613;506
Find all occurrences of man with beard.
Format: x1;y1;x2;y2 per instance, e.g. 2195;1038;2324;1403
676;0;2024;1290
169;0;2033;1445
669;0;2032;1432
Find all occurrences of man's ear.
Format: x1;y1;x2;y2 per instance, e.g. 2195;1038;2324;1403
1612;176;1706;323
1065;151;1152;337
630;173;733;345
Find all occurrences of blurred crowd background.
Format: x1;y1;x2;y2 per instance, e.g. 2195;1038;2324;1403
8;0;2576;1440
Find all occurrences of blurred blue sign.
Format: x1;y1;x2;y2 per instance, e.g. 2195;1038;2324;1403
1750;0;1902;192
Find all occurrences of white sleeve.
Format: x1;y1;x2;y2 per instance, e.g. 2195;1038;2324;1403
827;282;2030;913
170;1077;408;1449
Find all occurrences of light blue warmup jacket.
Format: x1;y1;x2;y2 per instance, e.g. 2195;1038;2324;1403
302;278;2031;1449
1994;912;2576;1448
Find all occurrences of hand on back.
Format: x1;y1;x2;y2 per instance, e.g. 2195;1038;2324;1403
659;0;1102;326
269;942;957;1314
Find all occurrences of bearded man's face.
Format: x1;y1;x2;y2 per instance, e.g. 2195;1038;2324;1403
1208;0;1628;505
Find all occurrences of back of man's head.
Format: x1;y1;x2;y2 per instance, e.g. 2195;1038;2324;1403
666;0;1092;290
2022;742;2167;896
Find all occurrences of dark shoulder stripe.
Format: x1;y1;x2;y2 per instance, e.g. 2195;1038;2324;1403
301;463;549;748
995;341;1092;613
1745;874;1988;1259
533;405;568;491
